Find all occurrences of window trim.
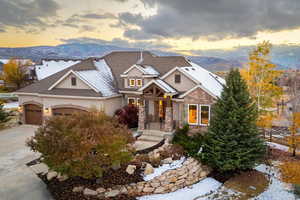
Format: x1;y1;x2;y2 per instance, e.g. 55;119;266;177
129;79;136;87
128;97;136;105
199;104;210;126
174;74;181;84
71;77;77;86
136;79;143;87
187;104;198;125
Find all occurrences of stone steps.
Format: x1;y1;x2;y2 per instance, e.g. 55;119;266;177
133;130;165;151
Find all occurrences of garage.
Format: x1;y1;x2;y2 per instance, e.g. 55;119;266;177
24;104;43;125
52;107;87;116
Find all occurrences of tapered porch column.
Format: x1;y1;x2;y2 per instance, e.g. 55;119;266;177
164;96;173;132
138;103;146;130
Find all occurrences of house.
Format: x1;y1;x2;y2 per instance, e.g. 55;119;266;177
15;51;225;132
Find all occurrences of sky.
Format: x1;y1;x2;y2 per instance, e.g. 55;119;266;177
1;0;300;54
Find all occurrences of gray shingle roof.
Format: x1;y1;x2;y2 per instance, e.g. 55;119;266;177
17;52;192;97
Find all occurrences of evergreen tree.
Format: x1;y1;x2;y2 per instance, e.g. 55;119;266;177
201;69;266;172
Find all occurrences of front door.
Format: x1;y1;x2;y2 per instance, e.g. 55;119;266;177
154;100;166;122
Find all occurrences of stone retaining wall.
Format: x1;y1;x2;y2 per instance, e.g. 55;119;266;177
77;157;211;199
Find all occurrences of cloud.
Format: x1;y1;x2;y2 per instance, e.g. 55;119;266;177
123;29;161;40
61;37;171;49
117;0;300;40
80;13;116;19
0;0;59;30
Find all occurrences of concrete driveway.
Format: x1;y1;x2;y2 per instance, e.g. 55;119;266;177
0;125;53;200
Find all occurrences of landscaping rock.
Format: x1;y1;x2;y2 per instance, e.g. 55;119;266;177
96;187;106;194
47;171;58;181
30;163;49;175
126;165;137;175
105;189;120;198
143;186;154;193
72;186;84;193
57;173;68;182
161;157;173;164
154;187;165;194
144;163;154;175
83;188;97;196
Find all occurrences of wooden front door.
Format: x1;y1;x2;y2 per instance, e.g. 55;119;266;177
25;104;43;125
154;100;166;122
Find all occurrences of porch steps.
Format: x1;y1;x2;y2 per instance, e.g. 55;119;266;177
133;130;165;151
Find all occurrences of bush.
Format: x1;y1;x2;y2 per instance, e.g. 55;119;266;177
172;124;203;157
27;111;134;179
115;105;138;128
0;102;10;127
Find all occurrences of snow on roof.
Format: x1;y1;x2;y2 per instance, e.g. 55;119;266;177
36;60;80;80
75;60;117;97
181;62;225;97
0;59;10;64
138;79;177;94
139;65;160;75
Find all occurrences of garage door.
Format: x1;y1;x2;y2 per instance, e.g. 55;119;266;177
25;104;43;125
52;107;87;116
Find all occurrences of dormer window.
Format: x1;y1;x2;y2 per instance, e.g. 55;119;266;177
71;77;77;86
175;74;181;83
136;79;143;87
129;79;135;87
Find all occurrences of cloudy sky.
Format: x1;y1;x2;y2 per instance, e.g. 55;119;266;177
1;0;300;54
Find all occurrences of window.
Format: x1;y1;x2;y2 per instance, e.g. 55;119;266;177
136;79;143;87
188;104;198;125
175;74;181;83
128;98;136;105
71;77;76;86
129;79;135;87
200;105;210;125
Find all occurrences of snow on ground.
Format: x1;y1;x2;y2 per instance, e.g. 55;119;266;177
3;102;18;109
138;178;222;200
143;157;186;181
267;142;300;153
254;164;296;200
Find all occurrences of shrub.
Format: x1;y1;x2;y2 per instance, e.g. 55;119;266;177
172;124;203;157
27;111;135;179
0;102;10;127
115;105;138;128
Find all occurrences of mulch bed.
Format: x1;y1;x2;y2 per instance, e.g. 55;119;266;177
39;162;143;200
268;148;300;162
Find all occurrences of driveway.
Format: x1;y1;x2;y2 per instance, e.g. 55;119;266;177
0;125;53;200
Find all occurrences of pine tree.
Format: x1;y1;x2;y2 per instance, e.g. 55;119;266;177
201;69;266;172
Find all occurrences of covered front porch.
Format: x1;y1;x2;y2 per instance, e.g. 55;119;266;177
137;79;177;133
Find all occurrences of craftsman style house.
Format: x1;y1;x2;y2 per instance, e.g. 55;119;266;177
16;51;225;132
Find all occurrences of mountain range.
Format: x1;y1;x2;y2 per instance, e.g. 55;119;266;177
0;43;299;71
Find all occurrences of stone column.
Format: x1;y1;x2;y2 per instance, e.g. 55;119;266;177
165;97;173;132
138;105;146;130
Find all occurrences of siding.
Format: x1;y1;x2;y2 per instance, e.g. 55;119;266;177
56;73;91;90
163;70;196;92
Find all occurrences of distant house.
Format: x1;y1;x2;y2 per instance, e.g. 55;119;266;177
15;51;225;132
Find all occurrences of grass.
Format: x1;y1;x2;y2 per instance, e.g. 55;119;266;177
224;170;269;200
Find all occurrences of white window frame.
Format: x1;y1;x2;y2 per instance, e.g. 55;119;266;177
129;79;136;87
199;104;210;126
187;104;198;125
136;79;143;87
128;97;136;105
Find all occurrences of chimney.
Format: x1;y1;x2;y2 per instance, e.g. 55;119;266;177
137;51;143;64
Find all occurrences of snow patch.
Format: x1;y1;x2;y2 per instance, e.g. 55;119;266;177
143;157;185;181
138;178;222;200
3;101;18;109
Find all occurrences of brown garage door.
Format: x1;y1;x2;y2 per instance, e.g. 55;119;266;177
52;107;87;116
25;104;43;125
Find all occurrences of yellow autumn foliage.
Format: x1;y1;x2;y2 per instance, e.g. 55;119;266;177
241;41;282;111
280;161;300;184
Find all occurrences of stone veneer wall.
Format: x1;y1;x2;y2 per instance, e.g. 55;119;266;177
78;157;211;198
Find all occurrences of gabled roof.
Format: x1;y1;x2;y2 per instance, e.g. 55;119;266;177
161;62;225;98
122;64;160;77
35;59;81;80
138;79;178;95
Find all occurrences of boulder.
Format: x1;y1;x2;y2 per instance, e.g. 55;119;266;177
143;186;154;193
47;171;58;181
72;186;84;193
96;187;106;194
154;187;165;194
105;189;120;198
144;163;154;175
126;165;137;175
83;188;97;196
